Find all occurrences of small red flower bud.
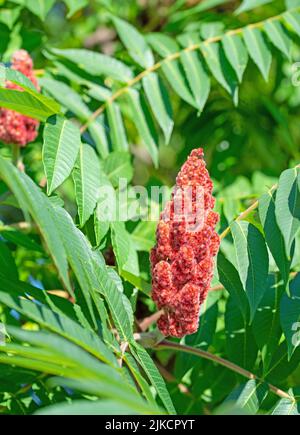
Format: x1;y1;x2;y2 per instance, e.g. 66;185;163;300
150;148;220;338
0;50;40;147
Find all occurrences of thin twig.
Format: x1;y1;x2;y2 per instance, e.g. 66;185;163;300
139;310;164;332
210;284;224;292
220;163;300;240
8;222;32;231
79;8;299;134
156;340;295;402
220;199;260;240
155;361;193;397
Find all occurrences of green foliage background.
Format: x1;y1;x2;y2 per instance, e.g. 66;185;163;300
0;0;300;415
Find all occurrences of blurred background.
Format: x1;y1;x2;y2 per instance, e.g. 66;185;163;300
1;0;299;186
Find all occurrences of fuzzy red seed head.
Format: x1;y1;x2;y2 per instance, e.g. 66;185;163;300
150;148;220;338
0;50;40;147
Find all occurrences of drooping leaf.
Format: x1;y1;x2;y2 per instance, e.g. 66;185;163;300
3;327;145;411
264;20;292;60
111;221;139;276
120;270;152;296
112;17;154;68
200;22;225;39
142;73;174;144
180;48;211;112
231;221;269;320
46;376;158;414
217;251;249;320
235;0;274;15
201;42;239;104
91;250;134;342
225;380;269;414
0;65;60;113
73;143;101;227
0;281;116;366
94;204;110;246
147;33;179;57
265;340;300;383
125;88;159;167
106;102;129;151
0;157;71;293
280;273;300;359
259;190;291;285
50;204;105;330
0;88;57;121
147;33;197;108
225;297;258;370
123;353;159;410
40;78;109;157
284;10;300;37
43;115;81;195
275;167;300;259
252;274;284;372
243;26;272;81
51;48;133;82
271;389;300;415
130;342;176;415
222;33;248;82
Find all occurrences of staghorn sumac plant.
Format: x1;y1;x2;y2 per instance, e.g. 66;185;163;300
0;0;300;417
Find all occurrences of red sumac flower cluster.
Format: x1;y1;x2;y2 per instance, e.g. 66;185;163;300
0;50;40;147
150;148;220;338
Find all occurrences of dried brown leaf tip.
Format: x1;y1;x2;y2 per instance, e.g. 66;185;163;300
150;148;220;338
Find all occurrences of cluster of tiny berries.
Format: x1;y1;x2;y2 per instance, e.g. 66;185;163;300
0;50;40;147
150;148;220;338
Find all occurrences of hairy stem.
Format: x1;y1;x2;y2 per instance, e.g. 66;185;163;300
156;340;294;402
220;198;264;240
80;7;300;134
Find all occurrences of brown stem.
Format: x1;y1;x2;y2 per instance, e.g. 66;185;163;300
219;184;279;240
8;222;32;231
220;163;300;240
156;340;294;402
156;361;193;397
139;310;164;332
79;8;300;134
210;284;224;292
